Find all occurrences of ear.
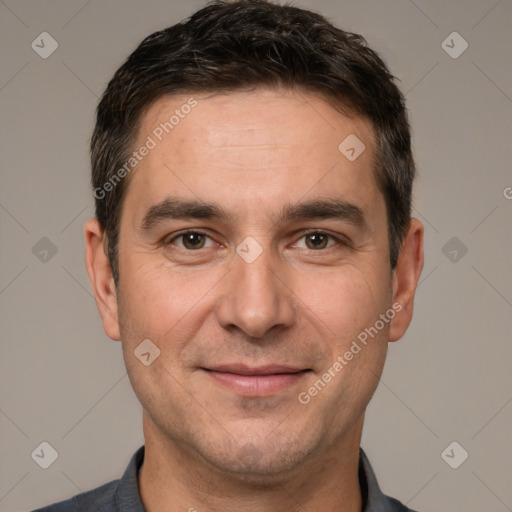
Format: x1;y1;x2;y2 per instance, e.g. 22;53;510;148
389;218;424;342
84;218;121;341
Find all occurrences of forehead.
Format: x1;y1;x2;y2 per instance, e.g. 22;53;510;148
122;88;380;224
141;88;374;154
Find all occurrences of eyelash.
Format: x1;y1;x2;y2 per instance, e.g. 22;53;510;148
165;229;347;252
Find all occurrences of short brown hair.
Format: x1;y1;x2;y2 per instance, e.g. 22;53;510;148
91;0;415;285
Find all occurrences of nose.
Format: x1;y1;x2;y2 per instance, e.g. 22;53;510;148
216;248;296;339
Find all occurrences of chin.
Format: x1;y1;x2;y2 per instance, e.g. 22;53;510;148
195;429;320;485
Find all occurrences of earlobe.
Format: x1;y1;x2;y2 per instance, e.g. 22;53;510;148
389;218;424;342
84;218;121;341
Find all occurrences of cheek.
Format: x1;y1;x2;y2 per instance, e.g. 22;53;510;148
118;255;225;350
291;261;391;344
306;266;390;418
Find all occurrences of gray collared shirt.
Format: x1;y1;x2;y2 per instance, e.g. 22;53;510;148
33;446;417;511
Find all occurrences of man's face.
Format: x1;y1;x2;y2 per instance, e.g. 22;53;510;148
114;89;396;478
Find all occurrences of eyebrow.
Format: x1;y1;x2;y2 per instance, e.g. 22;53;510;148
140;197;233;230
140;196;368;232
277;198;368;232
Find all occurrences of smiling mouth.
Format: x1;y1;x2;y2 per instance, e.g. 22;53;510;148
202;365;312;397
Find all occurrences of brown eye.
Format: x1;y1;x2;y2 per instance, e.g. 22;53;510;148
172;232;208;250
182;232;205;249
305;233;329;250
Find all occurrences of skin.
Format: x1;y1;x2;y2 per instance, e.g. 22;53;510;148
85;88;424;512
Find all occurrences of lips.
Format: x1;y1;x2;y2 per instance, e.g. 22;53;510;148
207;364;305;376
202;364;311;397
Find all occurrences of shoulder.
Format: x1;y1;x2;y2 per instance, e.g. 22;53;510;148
31;446;145;512
31;446;145;511
31;479;118;511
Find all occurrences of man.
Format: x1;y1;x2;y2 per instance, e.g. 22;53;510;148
35;1;423;510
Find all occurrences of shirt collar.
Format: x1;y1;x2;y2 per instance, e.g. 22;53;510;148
113;445;146;511
359;448;412;511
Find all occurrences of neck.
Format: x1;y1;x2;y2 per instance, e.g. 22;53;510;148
138;412;364;512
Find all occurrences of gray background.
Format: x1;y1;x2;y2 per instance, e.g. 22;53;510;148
0;0;511;510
